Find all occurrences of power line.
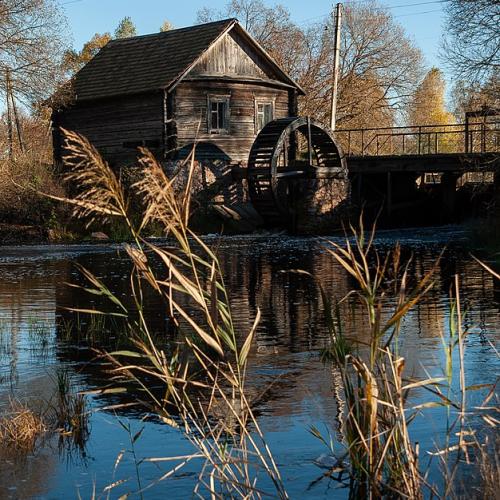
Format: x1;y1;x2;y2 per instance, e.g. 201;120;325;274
394;8;443;17
297;0;450;25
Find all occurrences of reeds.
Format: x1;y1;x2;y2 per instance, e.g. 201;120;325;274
312;221;500;498
52;369;90;452
0;373;90;456
51;129;286;498
312;223;438;498
0;400;47;451
50;129;499;498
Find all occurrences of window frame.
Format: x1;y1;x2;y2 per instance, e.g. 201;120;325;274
254;98;275;133
207;94;231;134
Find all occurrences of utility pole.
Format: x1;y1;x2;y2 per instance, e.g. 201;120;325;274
5;68;13;160
330;3;342;131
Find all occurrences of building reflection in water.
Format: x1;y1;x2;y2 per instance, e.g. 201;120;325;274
0;240;498;496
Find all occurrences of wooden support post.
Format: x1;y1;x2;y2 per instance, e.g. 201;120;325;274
8;75;24;154
5;68;13;161
307;116;313;166
481;120;486;153
494;170;500;221
441;173;458;221
464;115;469;153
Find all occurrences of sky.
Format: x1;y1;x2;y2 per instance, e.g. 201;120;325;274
60;0;448;73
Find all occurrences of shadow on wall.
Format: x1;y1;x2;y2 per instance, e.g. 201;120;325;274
175;142;232;163
168;142;259;233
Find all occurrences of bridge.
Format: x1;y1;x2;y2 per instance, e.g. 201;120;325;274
238;111;499;231
337;120;499;172
334;112;499;224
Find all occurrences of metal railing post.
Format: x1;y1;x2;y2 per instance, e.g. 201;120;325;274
464;120;469;153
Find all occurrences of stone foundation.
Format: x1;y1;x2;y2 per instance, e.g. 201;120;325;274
162;159;351;234
295;178;350;234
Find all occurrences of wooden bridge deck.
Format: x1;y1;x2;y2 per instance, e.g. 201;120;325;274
347;152;499;174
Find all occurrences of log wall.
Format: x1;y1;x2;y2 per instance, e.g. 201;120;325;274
55;91;164;167
191;30;273;80
173;80;294;162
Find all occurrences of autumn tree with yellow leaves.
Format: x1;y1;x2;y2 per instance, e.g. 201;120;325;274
408;68;457;153
409;68;454;126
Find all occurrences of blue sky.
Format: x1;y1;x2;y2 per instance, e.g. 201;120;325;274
61;0;447;72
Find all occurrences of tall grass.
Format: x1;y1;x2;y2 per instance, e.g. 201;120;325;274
48;129;499;498
311;222;499;498
48;129;286;498
308;224;439;498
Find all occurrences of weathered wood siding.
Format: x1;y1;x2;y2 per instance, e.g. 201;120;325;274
173;80;292;162
191;30;276;80
56;91;164;167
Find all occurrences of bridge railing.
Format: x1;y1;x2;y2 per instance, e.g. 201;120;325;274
336;121;500;157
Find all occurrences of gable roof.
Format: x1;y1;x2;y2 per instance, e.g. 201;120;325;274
73;19;304;102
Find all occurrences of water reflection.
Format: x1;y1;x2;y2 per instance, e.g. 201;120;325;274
0;230;498;498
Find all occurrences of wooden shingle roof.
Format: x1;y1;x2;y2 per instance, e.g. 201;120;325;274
73;19;303;101
74;19;235;101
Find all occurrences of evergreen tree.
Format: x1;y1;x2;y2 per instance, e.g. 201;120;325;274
115;17;137;39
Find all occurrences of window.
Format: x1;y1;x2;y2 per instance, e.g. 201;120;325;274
208;95;230;133
256;101;274;132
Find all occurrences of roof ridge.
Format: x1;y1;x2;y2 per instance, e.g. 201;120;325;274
107;18;237;45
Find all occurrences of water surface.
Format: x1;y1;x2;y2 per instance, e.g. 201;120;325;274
0;226;498;498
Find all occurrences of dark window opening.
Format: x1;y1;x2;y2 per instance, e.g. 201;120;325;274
208;96;229;133
256;102;274;132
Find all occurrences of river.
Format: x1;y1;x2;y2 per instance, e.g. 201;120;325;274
0;226;498;499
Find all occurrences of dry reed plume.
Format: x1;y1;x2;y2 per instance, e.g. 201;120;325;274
50;129;286;498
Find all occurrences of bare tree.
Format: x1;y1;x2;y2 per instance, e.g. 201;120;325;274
0;0;69;107
442;0;500;84
301;3;423;128
450;74;500;120
197;0;423;129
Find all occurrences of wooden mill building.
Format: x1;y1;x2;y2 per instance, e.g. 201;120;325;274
53;19;304;168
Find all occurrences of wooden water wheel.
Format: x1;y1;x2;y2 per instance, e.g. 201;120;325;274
248;117;347;226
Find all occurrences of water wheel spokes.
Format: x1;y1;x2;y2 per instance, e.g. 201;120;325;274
248;117;347;225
